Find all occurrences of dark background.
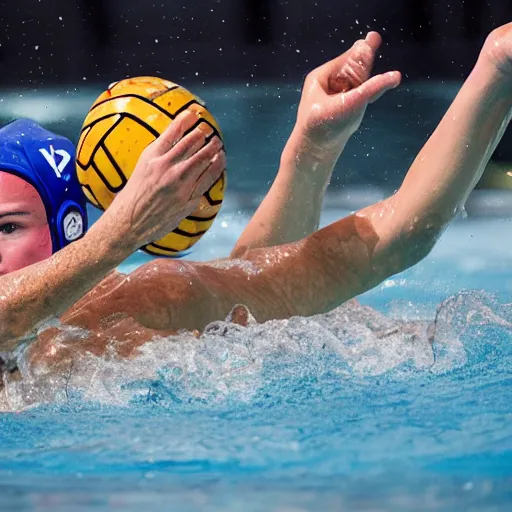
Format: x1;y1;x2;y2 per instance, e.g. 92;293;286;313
1;0;511;86
1;1;512;193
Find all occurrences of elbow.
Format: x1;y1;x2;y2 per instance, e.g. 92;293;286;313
386;215;447;275
401;228;440;270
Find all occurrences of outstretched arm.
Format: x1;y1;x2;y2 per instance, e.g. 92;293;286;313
388;29;512;236
0;111;226;352
62;25;512;334
230;33;401;257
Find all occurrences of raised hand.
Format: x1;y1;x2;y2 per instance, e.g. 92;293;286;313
294;32;401;157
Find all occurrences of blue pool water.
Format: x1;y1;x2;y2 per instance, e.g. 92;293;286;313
0;199;511;511
1;81;511;510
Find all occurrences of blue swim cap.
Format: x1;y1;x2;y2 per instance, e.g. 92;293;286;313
0;119;88;253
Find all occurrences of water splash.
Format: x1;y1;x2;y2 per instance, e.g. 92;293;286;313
1;291;510;412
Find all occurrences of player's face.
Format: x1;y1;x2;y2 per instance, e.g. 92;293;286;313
0;171;52;275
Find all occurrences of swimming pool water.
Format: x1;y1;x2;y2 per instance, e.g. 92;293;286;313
0;198;511;511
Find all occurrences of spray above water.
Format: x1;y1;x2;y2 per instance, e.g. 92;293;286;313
0;291;510;412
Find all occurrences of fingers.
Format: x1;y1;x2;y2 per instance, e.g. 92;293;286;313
169;126;207;162
189;154;226;201
324;31;383;94
150;110;200;156
148;118;225;201
365;31;382;52
184;135;223;173
185;138;226;200
344;70;402;105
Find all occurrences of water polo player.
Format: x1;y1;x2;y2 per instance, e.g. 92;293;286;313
0;119;88;275
0;24;510;377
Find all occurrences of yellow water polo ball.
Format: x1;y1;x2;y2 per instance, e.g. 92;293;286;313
76;76;226;257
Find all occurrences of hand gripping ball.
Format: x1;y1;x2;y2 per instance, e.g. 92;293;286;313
76;77;226;256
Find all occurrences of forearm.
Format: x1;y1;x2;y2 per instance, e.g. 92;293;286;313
0;214;132;351
231;29;396;257
231;129;345;257
391;58;512;235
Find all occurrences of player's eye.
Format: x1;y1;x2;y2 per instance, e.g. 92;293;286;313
0;223;19;235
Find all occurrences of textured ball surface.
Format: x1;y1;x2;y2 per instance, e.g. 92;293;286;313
76;76;226;256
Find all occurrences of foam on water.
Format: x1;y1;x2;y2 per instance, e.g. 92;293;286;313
1;290;510;412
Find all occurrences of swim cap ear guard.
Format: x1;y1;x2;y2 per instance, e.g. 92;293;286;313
0;119;88;253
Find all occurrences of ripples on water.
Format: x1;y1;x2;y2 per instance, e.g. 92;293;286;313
0;290;511;511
